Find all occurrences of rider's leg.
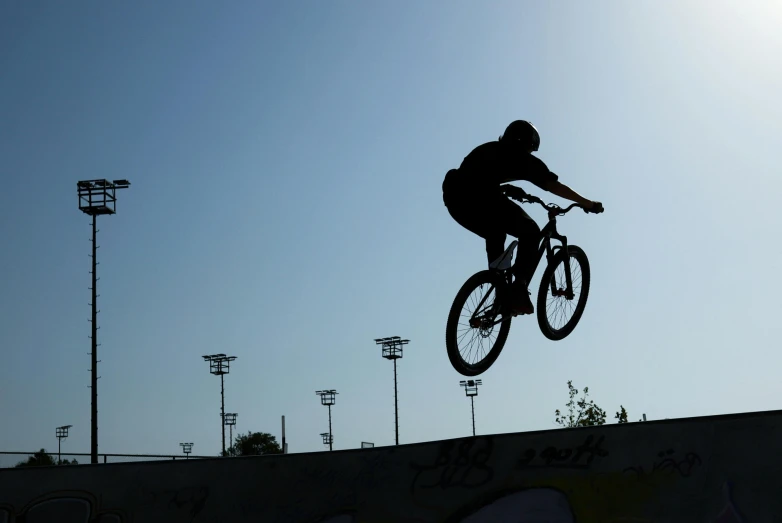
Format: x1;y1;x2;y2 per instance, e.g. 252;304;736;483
497;198;541;314
446;194;538;287
445;199;505;264
484;232;506;268
497;197;540;279
446;196;537;315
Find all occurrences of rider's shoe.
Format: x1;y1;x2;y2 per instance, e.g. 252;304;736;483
509;281;534;316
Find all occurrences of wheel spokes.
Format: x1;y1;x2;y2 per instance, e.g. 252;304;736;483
456;283;501;365
545;256;583;331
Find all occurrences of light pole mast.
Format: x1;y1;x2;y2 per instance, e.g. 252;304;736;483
460;379;482;437
203;354;237;456
374;336;409;445
315;390;338;451
77;179;130;464
56;425;72;465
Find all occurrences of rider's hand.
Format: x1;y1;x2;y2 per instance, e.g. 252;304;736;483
585;201;604;214
502;185;528;201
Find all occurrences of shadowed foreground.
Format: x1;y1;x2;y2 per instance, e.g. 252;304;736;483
1;409;779;522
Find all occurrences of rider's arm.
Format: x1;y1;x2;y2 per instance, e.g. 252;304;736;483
512;154;602;211
546;180;597;209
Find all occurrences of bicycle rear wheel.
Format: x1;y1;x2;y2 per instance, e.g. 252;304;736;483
446;270;512;376
536;245;591;340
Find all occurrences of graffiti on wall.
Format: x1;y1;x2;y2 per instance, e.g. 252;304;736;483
410;437;495;494
0;436;756;523
138;485;209;520
0;491;125;523
623;449;702;479
0;480;752;523
0;485;212;523
515;434;610;471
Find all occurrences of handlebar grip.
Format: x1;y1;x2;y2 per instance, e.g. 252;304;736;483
502;187;529;202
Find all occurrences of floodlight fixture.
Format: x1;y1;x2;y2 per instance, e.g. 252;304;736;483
179;442;194;459
315;389;338;406
224;412;238;450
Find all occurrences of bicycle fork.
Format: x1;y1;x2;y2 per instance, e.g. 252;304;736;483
549;235;575;300
546;227;575;301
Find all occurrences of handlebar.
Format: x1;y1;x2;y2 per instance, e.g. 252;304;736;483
501;186;603;216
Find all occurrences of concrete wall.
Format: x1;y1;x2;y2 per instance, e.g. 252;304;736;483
1;409;780;522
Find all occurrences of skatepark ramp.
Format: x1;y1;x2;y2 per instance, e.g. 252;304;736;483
1;409;779;522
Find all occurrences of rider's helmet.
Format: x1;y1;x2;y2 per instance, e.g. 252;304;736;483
499;120;540;152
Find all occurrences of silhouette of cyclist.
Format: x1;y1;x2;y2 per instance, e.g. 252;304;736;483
443;120;603;316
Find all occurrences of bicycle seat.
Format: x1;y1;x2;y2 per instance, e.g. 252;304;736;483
489;240;517;271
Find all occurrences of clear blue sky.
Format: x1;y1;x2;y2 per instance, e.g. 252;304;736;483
2;0;781;464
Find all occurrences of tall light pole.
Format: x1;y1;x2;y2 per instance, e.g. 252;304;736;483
202;354;237;456
56;425;72;465
315;389;338;451
179;442;194;459
460;379;482;437
77;178;131;464
374;336;409;446
224;413;237;454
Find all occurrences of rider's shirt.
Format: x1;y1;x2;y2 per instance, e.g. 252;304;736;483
443;141;558;204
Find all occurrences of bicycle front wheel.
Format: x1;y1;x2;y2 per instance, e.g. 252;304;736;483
446;270;512;376
536;245;591;341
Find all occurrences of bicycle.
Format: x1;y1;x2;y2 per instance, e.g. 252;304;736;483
445;187;603;376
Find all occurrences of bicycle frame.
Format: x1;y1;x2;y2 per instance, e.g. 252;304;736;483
531;212;575;299
490;208;576;299
474;198;583;326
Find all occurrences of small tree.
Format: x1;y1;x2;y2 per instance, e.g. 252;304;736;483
555;381;607;427
15;449;56;467
14;449;79;467
554;381;640;428
224;431;281;456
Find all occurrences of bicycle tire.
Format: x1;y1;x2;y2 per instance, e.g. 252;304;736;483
446;270;512;376
536;245;591;341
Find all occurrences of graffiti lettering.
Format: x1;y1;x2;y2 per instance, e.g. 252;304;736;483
624;449;702;478
516;434;609;470
140;486;209;518
0;495;125;523
409;438;494;493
